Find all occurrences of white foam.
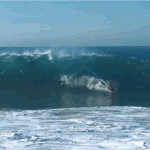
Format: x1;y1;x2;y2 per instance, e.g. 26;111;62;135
32;49;53;60
60;74;109;92
132;141;144;147
72;146;101;150
0;107;150;149
86;121;93;125
0;48;109;61
0;49;53;61
3;132;14;138
80;51;108;57
67;119;83;124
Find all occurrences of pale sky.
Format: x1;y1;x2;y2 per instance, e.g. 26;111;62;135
0;1;150;47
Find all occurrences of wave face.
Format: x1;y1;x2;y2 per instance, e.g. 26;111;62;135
0;47;150;108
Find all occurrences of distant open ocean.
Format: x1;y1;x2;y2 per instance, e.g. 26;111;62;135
0;46;150;149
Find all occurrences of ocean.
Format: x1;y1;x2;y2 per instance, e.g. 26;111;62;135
0;46;150;149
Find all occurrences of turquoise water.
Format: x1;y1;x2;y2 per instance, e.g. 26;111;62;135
0;47;150;149
0;47;150;108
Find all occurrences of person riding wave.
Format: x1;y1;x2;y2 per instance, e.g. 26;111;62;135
106;85;115;93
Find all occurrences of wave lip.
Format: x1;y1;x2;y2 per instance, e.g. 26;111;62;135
0;49;53;60
0;47;110;61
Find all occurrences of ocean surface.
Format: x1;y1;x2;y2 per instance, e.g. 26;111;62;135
0;46;150;149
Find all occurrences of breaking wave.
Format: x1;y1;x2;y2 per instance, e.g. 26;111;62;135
0;47;150;108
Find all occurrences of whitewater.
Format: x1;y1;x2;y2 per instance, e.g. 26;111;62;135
0;46;150;149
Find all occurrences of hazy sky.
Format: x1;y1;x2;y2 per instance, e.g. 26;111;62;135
0;1;150;47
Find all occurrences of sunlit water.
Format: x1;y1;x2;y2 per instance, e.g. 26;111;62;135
0;106;150;150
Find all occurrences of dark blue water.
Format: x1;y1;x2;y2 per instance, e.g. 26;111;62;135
0;47;150;108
